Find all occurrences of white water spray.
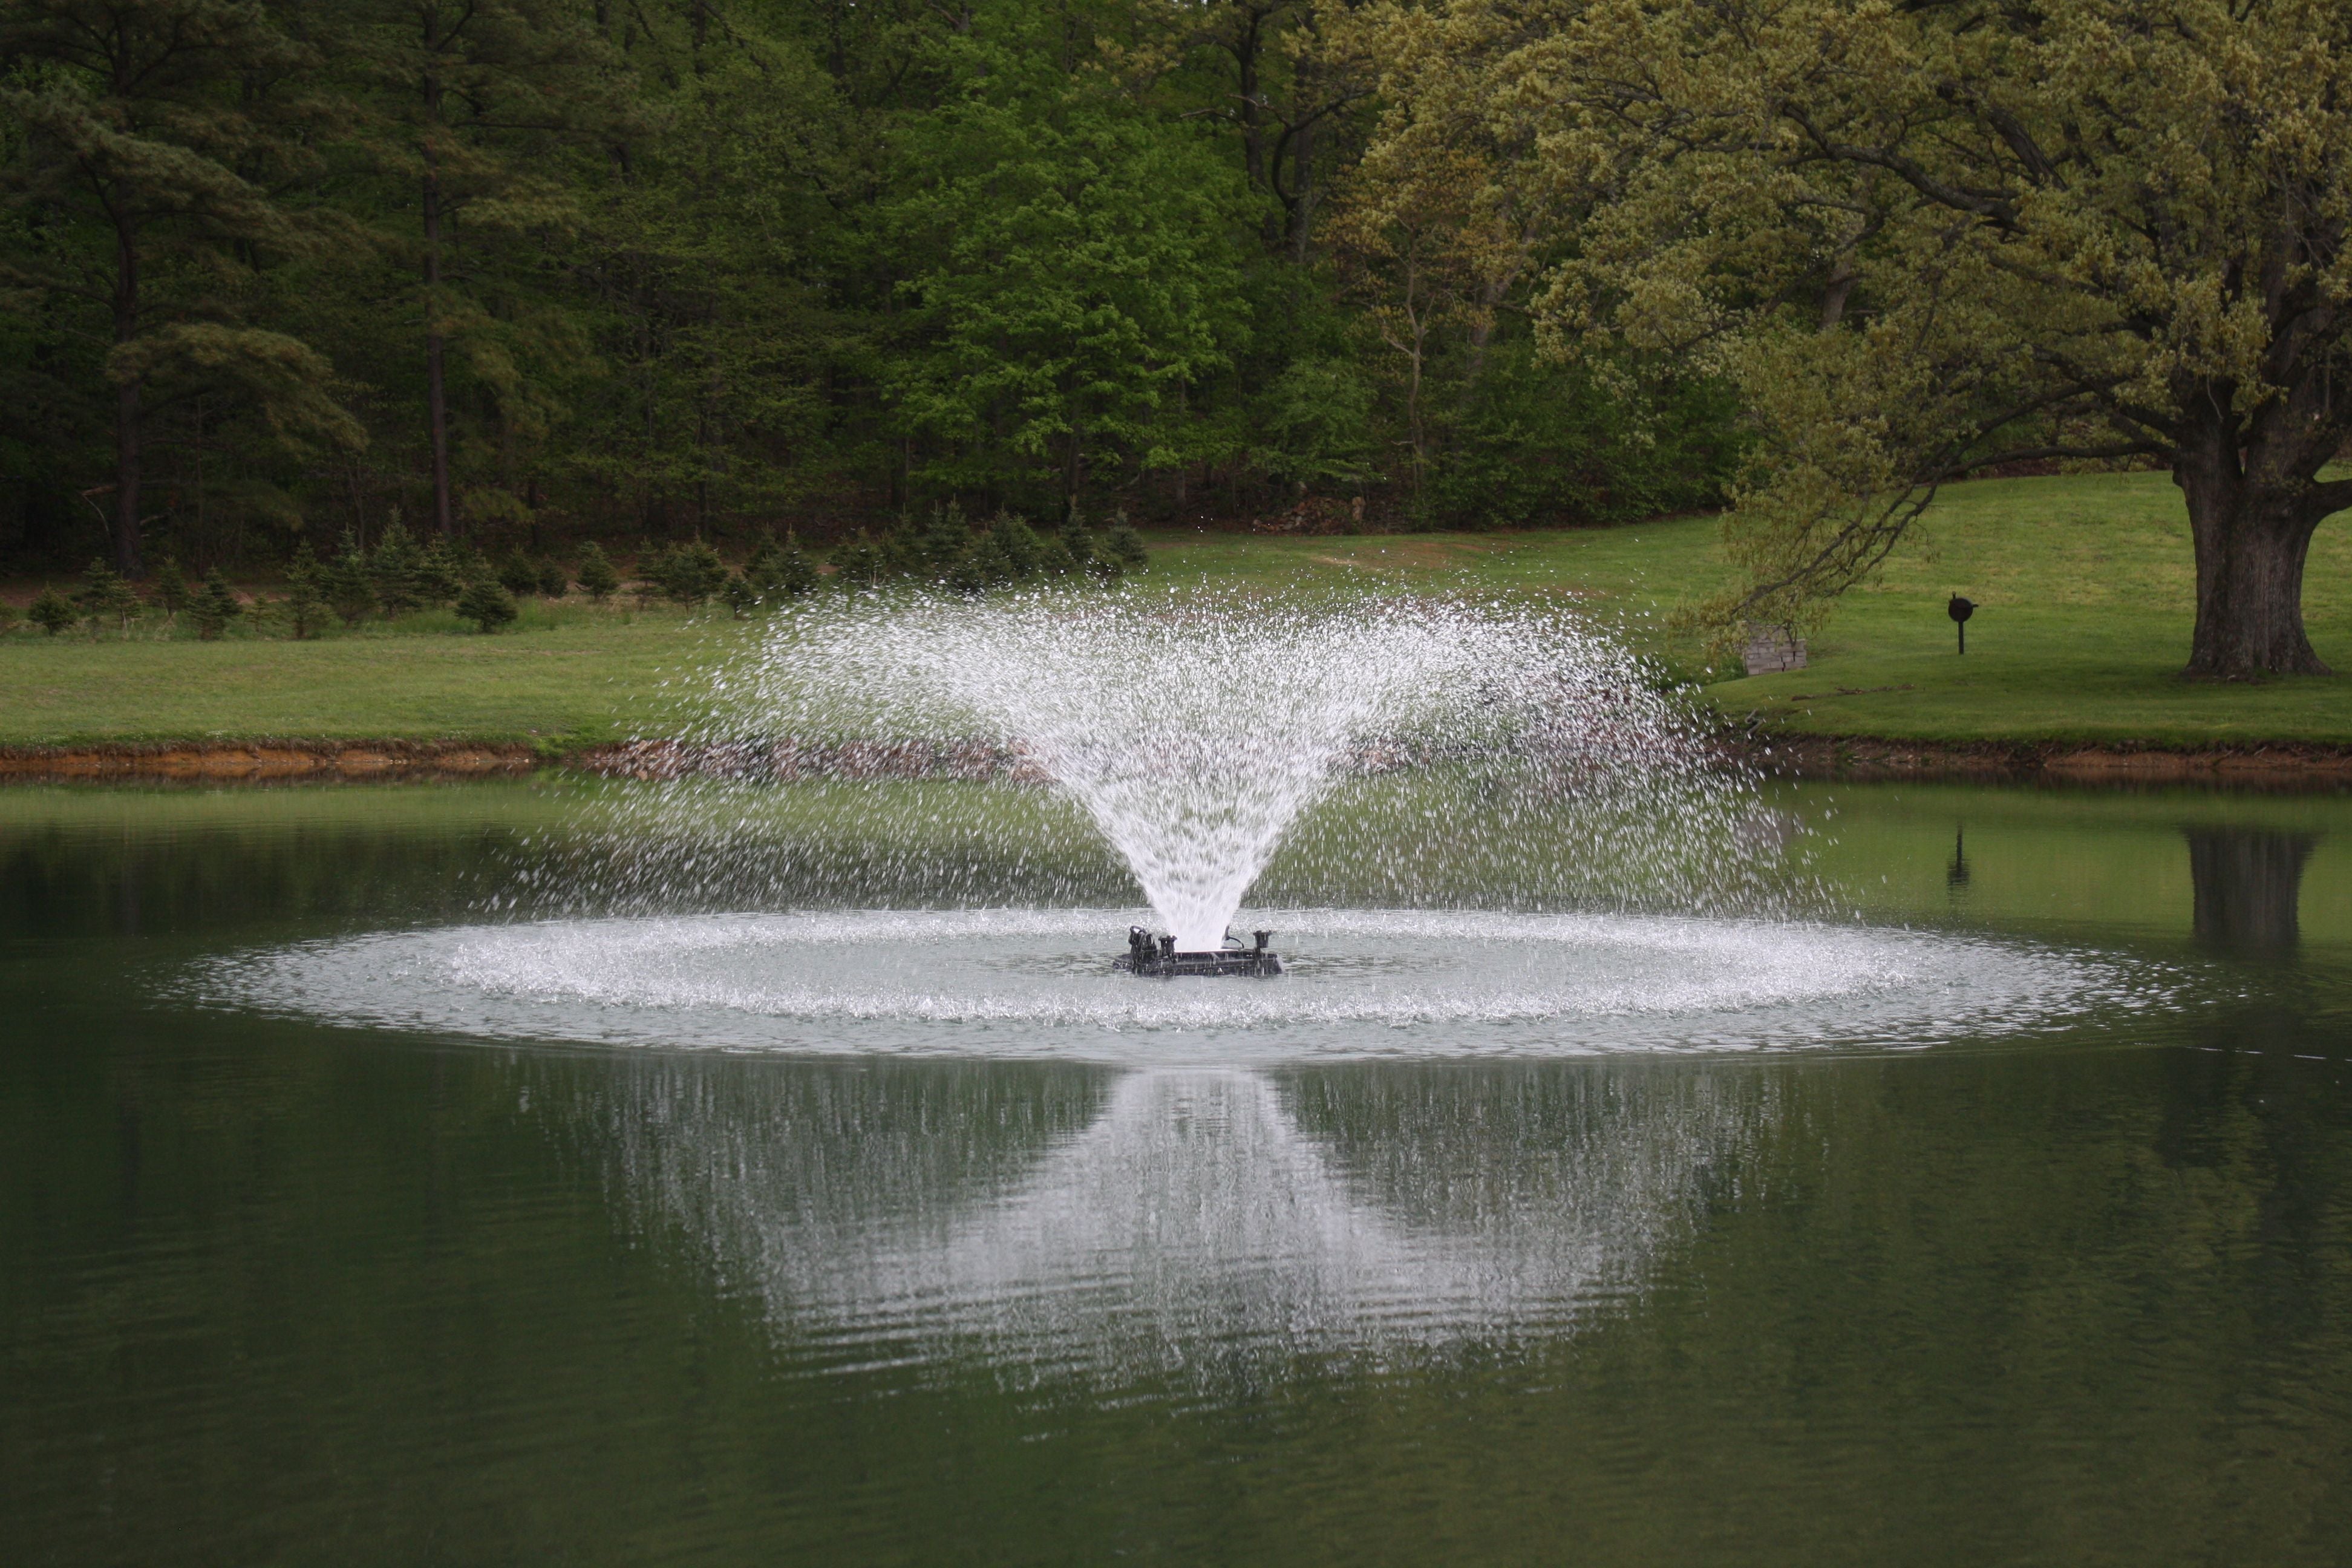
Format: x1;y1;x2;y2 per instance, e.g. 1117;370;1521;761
720;590;1730;949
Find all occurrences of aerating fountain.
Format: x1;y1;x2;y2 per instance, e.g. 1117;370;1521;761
213;590;2122;1062
1116;926;1282;978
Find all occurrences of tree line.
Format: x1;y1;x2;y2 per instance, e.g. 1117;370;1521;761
0;507;1151;636
0;0;1738;585
12;0;2348;679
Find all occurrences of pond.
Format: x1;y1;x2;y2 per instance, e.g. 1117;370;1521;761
2;776;2348;1566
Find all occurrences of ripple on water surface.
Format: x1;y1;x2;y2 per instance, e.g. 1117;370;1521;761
208;907;2146;1063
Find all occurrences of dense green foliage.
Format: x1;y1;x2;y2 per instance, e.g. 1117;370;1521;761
0;0;1740;579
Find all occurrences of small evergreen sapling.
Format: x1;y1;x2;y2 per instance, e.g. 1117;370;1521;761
456;569;518;633
191;570;243;640
77;558;142;633
829;534;884;589
629;542;664;607
28;587;75;636
678;541;728;603
151;556;191;622
536;558;569;598
721;570;759;618
325;533;376;625
1104;514;1149;573
988;513;1046;580
773;535;819;598
416;538;465;606
909;503;972;581
370;520;426;614
741;529;819;606
496;552;541;598
1062;522;1123;584
280;544;332;639
577;543;620;603
645;540;727;605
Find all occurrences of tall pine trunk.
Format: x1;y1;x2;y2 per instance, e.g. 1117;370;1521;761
111;224;144;577
422;70;454;537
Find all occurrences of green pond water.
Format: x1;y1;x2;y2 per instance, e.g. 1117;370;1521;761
2;777;2348;1565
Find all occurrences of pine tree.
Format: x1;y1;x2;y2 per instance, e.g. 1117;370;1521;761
28;586;76;635
149;555;191;622
829;535;885;590
741;531;782;587
650;540;726;604
370;520;426;614
772;536;819;599
896;503;972;584
963;528;1018;592
742;529;818;606
324;533;376;626
280;543;332;639
1104;517;1149;574
332;0;624;537
576;542;619;602
720;570;759;618
0;0;359;576
1057;513;1100;577
76;557;141;633
535;558;568;598
497;551;542;598
988;514;1047;581
190;568;243;639
416;537;465;606
454;570;518;633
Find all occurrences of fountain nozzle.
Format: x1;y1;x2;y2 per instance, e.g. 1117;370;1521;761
1117;925;1283;978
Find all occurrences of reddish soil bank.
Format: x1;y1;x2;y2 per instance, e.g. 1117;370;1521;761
6;733;2352;788
1757;736;2352;785
0;741;543;781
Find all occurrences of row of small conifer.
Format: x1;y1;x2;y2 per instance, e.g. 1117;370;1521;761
2;508;1151;640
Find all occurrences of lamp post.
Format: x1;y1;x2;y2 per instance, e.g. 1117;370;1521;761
1947;595;1975;655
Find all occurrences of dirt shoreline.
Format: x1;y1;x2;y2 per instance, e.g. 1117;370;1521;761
5;733;2352;786
0;740;546;781
1754;734;2352;784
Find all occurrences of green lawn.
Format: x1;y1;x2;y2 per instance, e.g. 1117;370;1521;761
0;603;713;748
4;472;2351;748
1707;472;2352;745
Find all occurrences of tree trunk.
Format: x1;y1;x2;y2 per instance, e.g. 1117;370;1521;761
2177;445;2330;678
422;54;455;538
423;169;454;537
2187;828;2316;953
111;226;144;577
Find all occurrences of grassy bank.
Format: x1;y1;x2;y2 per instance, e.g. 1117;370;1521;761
1705;472;2352;746
4;471;2351;749
0;604;704;748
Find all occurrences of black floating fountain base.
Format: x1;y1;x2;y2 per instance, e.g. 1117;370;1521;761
1115;926;1284;978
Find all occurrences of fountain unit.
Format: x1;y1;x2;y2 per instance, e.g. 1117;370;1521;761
1116;927;1283;978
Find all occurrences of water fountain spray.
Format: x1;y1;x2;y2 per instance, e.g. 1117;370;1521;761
709;587;1748;975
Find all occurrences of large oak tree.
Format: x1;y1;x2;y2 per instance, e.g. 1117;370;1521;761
1379;0;2352;676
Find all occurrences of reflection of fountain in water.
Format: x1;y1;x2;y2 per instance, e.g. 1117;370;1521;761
578;1058;1775;1385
